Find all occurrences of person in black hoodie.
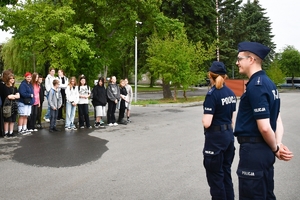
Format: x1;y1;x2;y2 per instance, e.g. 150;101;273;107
118;79;128;125
91;77;107;128
106;76;120;126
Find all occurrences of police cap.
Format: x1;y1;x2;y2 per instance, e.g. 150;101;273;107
209;61;226;75
238;41;270;60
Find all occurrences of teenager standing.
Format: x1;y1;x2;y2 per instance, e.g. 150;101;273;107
106;76;120;126
78;75;92;129
65;77;79;130
57;69;68;121
48;79;62;132
27;72;40;132
44;68;56;122
18;72;34;135
0;73;20;138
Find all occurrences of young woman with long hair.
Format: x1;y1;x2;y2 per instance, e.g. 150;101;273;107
65;76;79;130
0;73;20;138
27;72;40;132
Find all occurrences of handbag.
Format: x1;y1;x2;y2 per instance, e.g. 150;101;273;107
24;97;31;105
3;98;12;118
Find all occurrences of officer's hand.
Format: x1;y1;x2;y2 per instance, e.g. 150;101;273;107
277;144;293;161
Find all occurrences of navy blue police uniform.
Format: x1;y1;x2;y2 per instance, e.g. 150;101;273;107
234;42;280;200
203;62;237;200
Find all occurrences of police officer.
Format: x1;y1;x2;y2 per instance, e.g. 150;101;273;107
234;41;293;200
202;61;237;200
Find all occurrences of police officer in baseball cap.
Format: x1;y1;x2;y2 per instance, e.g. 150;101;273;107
202;61;237;200
234;41;293;199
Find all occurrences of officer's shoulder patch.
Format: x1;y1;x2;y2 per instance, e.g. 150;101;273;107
207;87;215;95
255;76;262;86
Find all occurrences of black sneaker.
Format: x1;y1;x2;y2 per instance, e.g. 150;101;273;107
9;133;17;138
53;128;61;132
49;129;54;132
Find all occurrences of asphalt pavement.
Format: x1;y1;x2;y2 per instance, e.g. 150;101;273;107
0;90;299;200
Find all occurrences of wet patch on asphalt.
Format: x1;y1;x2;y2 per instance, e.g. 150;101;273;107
12;129;109;168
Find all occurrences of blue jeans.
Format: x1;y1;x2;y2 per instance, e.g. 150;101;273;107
65;102;76;128
44;93;50;119
50;108;58;129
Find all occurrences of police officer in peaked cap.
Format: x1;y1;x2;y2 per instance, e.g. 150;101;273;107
202;61;237;200
234;41;293;199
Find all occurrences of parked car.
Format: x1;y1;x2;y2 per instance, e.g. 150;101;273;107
195;79;210;87
277;83;300;89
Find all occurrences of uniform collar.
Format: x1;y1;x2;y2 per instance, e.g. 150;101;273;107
246;70;266;85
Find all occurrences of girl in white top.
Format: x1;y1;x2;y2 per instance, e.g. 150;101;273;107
78;75;91;128
65;76;79;130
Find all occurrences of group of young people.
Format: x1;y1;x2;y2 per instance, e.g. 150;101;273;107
0;69;45;138
0;68;133;137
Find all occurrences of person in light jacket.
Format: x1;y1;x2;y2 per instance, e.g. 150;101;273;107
44;68;56;122
48;79;62;132
65;76;79;130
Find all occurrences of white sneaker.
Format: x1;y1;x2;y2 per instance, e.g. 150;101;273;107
33;129;38;132
44;117;50;122
113;123;118;126
28;129;33;132
108;123;113;126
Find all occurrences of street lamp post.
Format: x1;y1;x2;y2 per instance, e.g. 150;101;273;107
134;20;142;103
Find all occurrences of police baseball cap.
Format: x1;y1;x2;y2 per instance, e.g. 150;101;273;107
209;61;227;75
238;41;270;60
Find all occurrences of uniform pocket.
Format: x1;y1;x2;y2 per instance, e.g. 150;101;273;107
203;150;222;172
237;168;264;199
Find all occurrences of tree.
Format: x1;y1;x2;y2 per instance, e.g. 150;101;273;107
160;0;217;44
146;32;215;100
278;45;300;88
218;0;243;78
0;0;95;77
0;0;17;7
266;60;285;86
236;0;276;69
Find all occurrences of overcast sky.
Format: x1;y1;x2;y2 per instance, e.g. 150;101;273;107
0;0;299;52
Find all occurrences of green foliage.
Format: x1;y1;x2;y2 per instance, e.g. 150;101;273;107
218;0;243;78
236;1;276;68
266;60;285;85
0;0;17;7
161;0;217;43
1;0;95;75
278;45;300;78
146;32;215;99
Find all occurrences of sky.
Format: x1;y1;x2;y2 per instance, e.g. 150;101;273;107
0;0;299;52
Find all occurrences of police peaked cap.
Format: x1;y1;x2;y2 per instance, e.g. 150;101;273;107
209;61;227;75
238;41;270;60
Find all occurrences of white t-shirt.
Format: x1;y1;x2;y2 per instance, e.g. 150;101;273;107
78;85;91;104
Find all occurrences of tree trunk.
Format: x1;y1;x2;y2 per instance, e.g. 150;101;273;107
150;76;155;88
183;90;187;101
173;86;177;101
162;80;172;99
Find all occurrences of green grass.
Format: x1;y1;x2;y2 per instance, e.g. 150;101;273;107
132;96;205;106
